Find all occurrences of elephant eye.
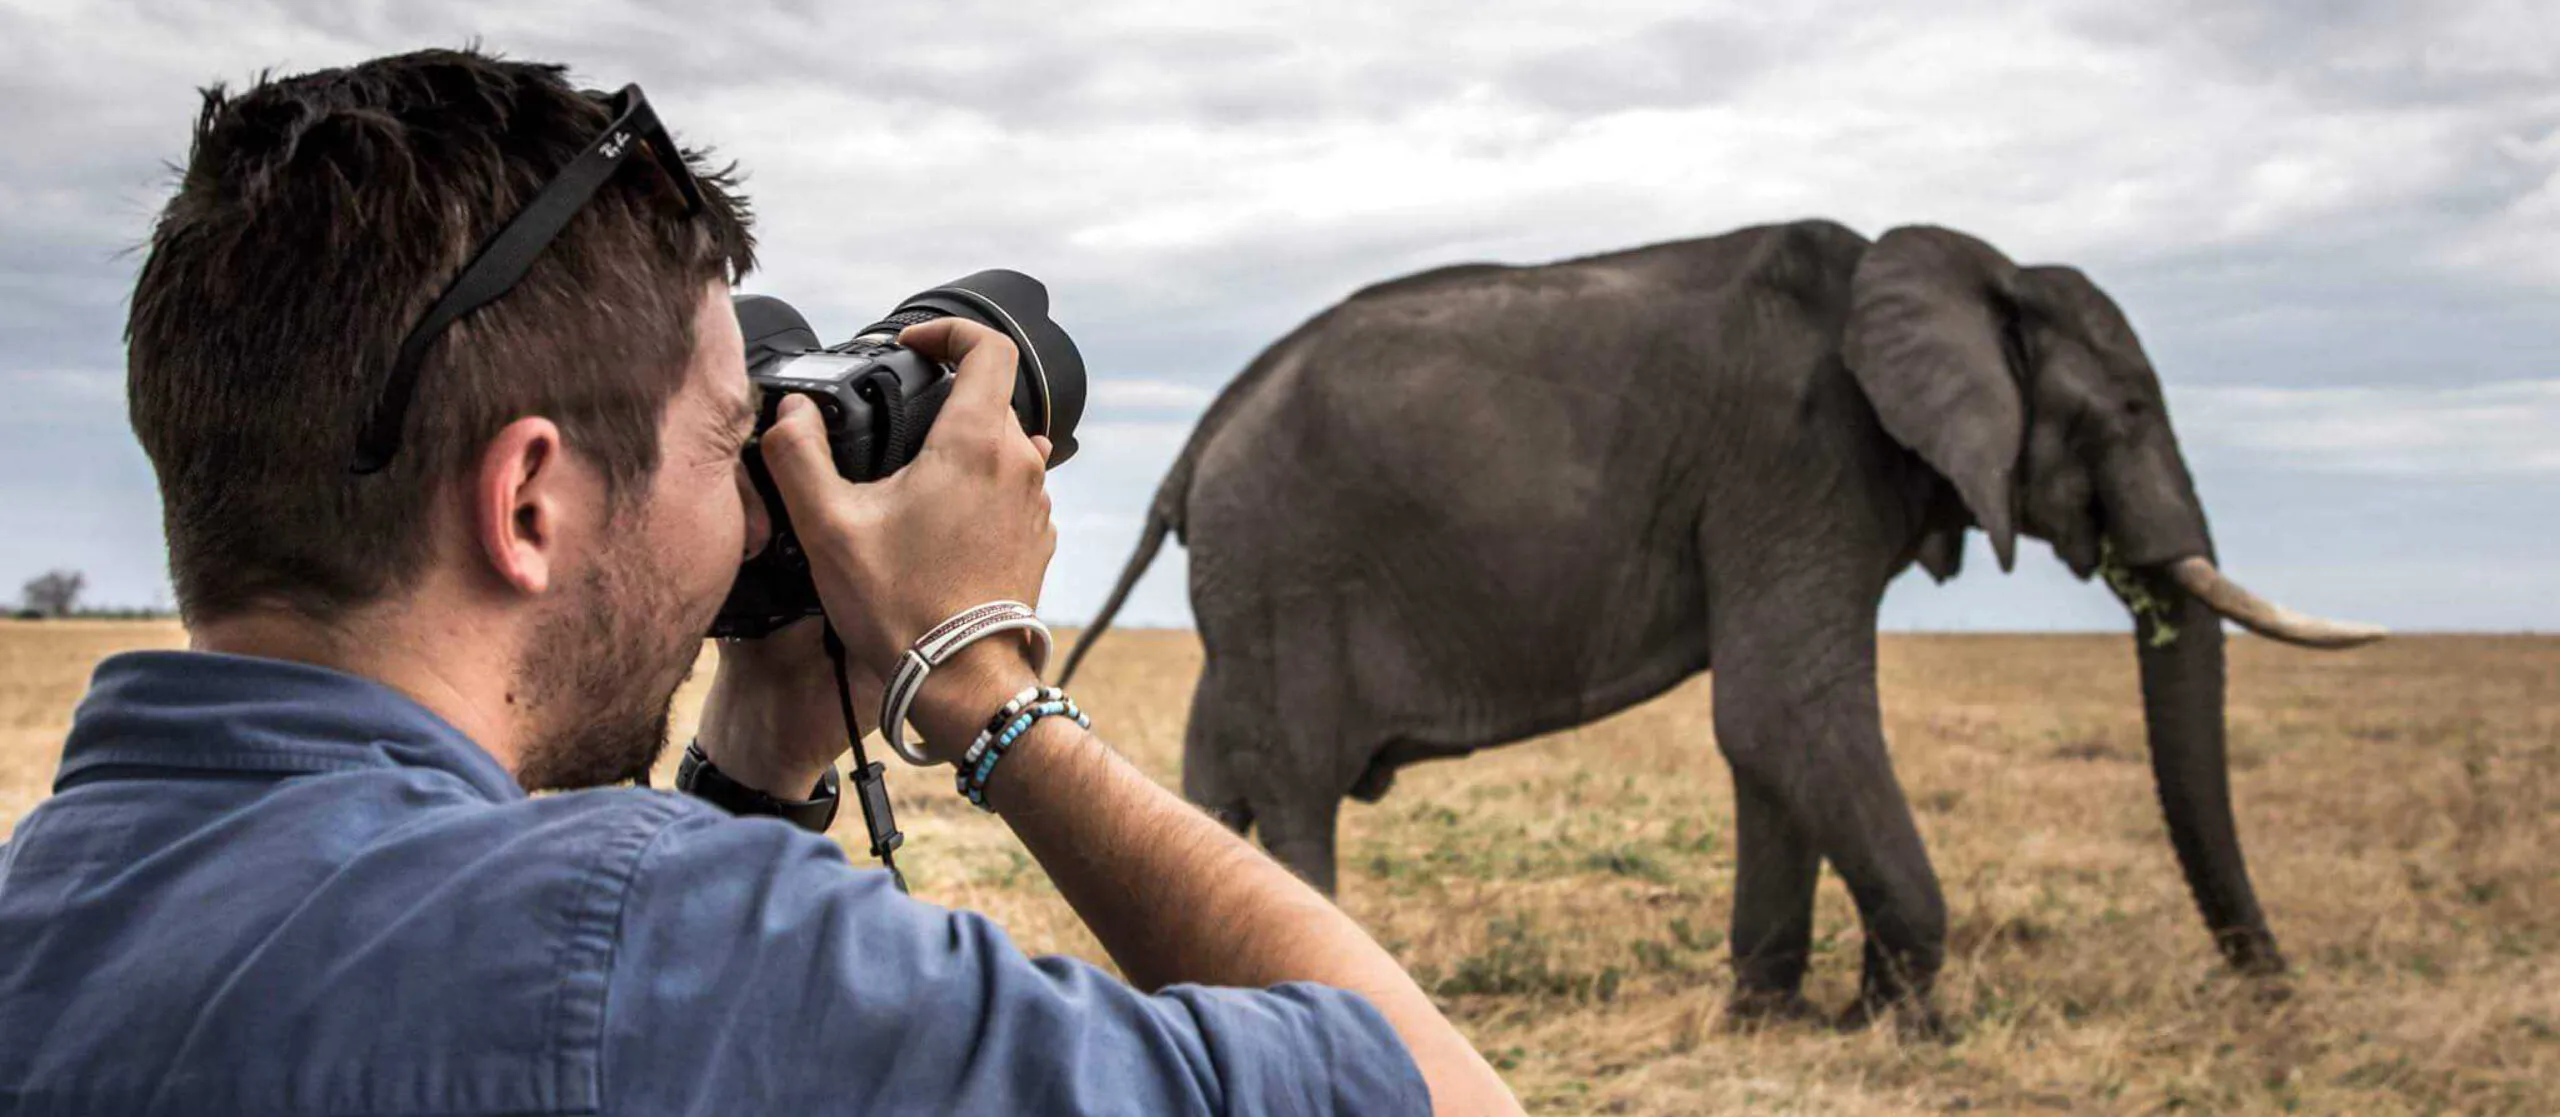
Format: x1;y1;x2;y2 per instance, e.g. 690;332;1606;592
2122;398;2150;417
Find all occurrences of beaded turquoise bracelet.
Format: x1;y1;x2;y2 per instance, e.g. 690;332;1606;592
956;685;1091;810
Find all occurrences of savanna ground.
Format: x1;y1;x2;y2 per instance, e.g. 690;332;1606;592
4;622;2555;1114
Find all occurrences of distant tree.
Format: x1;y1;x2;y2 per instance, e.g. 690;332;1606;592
20;569;85;618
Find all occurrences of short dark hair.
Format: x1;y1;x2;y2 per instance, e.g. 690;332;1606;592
127;47;756;624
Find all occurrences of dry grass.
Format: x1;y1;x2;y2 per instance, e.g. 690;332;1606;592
5;621;2556;1114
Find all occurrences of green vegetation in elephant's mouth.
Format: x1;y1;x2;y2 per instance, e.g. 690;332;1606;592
2098;538;2180;649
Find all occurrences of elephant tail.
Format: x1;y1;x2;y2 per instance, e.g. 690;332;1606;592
1056;490;1176;687
1059;393;1226;685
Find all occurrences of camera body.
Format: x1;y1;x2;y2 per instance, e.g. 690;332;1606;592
711;270;1084;638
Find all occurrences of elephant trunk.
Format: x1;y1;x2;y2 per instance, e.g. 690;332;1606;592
2130;575;2287;975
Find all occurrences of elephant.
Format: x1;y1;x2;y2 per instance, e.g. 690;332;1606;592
1058;220;2384;1029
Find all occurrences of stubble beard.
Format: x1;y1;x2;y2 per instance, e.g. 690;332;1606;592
512;517;707;792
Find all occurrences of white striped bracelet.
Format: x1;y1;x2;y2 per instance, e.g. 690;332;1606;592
956;684;1090;810
878;601;1053;766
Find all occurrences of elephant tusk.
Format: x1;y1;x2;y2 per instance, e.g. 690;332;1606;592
2166;557;2388;650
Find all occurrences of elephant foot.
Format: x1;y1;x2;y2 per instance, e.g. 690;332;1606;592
1838;939;1952;1040
1836;989;1955;1043
1719;987;1826;1032
2217;927;2289;979
2244;972;2295;1007
2208;957;2295;1008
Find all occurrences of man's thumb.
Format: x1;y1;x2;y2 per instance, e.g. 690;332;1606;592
758;395;843;524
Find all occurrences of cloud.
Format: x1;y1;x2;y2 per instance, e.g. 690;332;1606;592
1089;378;1220;412
0;0;2553;627
2175;379;2560;476
5;368;126;424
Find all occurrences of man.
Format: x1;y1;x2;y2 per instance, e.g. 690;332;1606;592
0;49;1520;1115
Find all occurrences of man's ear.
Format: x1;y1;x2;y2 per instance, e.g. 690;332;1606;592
471;417;571;596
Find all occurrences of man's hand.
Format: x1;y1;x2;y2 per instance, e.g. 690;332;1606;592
755;318;1058;763
693;619;880;798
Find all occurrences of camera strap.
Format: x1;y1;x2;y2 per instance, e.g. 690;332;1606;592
863;368;916;471
822;621;908;893
859;365;949;478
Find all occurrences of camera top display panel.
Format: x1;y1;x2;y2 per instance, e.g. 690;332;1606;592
755;350;888;391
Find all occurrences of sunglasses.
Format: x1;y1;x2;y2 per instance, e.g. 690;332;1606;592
351;84;705;474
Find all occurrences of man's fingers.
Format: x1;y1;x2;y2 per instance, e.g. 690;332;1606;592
899;318;1021;430
757;395;843;529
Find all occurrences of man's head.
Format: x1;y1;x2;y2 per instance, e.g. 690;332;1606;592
128;48;765;788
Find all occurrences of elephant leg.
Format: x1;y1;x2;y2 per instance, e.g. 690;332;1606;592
1722;775;1824;1025
1181;667;1257;835
1254;787;1343;895
1251;657;1357;894
1818;739;1951;1036
1184;680;1338;887
1712;618;1949;1036
1188;590;1360;893
1181;748;1255;835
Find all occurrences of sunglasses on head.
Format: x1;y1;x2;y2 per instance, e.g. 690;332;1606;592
351;84;704;474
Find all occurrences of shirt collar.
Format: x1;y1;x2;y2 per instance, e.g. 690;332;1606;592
57;649;523;803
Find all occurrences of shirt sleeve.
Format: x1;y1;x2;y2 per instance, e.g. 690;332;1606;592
599;804;1430;1116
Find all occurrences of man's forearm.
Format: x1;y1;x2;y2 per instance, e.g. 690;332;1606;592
986;720;1523;1116
985;724;1315;989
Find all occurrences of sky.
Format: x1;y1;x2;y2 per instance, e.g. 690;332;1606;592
2;0;2554;632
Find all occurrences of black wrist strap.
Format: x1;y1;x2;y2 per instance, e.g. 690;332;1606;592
675;741;841;834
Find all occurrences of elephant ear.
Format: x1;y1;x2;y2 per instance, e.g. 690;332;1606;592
1842;225;2028;571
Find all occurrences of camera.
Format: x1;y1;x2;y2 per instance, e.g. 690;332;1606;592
710;269;1086;638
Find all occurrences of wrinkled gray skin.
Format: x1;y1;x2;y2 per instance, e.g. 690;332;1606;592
1065;222;2310;1029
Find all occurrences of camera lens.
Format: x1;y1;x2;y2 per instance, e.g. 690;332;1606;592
872;269;1085;466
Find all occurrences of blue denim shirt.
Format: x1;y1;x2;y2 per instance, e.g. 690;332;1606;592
0;651;1425;1115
